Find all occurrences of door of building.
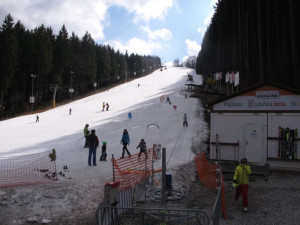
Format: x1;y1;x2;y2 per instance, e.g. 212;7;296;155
245;123;263;163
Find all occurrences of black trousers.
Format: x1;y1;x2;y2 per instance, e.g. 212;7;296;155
84;136;89;147
122;144;131;157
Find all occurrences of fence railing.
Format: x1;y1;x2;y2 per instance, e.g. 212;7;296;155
194;152;228;223
96;152;227;225
212;185;222;225
97;205;210;225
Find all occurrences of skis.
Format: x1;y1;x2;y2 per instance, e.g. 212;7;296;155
278;127;298;159
57;165;71;179
278;126;282;158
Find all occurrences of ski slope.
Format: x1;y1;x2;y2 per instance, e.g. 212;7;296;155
0;66;207;223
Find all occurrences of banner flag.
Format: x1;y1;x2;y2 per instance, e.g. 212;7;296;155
230;72;234;84
225;72;229;83
234;72;239;86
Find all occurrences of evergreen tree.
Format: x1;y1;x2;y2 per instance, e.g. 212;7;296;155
0;14;18;118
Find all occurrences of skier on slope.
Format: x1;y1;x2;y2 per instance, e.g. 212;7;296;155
106;103;109;111
183;113;188;127
102;102;106;111
166;96;172;104
120;129;131;158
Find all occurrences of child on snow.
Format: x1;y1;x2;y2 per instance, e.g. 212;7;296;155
136;139;147;160
102;102;105;111
120;129;131;158
100;141;107;161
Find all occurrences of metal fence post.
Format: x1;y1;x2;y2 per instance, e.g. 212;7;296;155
162;148;166;207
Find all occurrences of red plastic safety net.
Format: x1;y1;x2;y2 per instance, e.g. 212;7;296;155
194;152;228;219
0;151;57;188
112;149;153;190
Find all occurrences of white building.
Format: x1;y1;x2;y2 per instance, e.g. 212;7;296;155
209;82;300;170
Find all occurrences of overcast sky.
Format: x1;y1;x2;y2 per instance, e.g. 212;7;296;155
0;0;216;63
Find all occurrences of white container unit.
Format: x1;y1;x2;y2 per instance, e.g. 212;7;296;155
209;82;300;167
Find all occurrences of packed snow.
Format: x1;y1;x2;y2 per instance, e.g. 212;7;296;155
0;66;207;224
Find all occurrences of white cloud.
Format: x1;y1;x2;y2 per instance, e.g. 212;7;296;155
197;0;217;37
0;0;108;40
185;39;201;56
0;0;175;42
140;26;172;40
105;38;162;56
182;56;189;62
110;0;174;23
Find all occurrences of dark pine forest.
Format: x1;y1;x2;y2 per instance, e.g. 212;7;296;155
196;0;300;90
0;15;160;119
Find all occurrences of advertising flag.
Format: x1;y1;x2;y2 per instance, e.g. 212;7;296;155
234;72;239;86
225;72;229;83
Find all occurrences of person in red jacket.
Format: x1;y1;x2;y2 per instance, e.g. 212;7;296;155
233;157;252;212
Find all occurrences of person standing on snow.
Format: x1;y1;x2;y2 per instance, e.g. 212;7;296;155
183;113;188;127
102;102;105;111
100;141;107;161
83;124;90;148
36;115;39;122
233;157;252;212
69;108;72;115
106;103;109;111
136;139;147;160
120;129;131;158
88;129;99;166
166;96;171;104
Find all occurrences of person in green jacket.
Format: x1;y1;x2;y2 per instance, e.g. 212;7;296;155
83;124;90;148
233;157;251;212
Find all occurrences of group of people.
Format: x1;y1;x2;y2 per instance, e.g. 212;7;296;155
83;126;148;166
83;124;107;166
102;102;109;111
164;96;188;127
120;129;147;160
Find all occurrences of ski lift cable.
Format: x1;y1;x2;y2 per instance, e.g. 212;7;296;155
166;125;184;167
156;125;184;185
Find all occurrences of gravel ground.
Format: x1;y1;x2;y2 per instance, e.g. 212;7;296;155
136;162;300;225
221;171;300;225
1;161;300;225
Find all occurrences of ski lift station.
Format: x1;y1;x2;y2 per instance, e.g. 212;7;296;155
208;81;300;171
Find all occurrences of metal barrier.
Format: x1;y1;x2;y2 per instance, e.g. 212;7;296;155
97;205;210;225
97;186;134;225
212;186;222;225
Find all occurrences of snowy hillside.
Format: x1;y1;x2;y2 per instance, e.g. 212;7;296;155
0;66;207;224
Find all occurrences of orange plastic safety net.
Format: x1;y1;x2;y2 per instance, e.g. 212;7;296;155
112;149;153;190
0;151;57;188
194;152;228;219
